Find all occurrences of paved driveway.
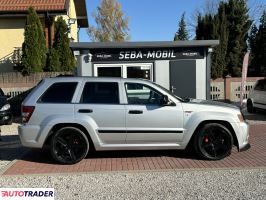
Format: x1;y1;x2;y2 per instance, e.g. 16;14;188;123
0;121;265;175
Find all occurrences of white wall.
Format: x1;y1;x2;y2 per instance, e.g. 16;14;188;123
154;60;170;90
196;57;207;99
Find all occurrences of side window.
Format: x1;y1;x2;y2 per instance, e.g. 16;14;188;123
80;82;119;104
39;82;77;103
125;83;163;105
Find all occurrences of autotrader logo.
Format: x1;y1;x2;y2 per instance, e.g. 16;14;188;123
0;188;54;199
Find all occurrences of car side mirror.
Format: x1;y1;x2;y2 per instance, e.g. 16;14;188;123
160;95;174;106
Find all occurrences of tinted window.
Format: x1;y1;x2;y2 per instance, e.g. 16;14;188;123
81;82;119;104
39;82;77;103
254;79;266;91
125;83;163;105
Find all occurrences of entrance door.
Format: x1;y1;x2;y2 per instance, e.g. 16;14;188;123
170;60;196;99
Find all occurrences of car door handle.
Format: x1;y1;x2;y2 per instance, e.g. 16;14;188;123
78;109;93;113
128;110;143;114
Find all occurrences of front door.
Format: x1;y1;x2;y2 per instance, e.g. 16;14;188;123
123;82;184;144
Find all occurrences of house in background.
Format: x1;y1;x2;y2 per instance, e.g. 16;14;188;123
0;0;88;72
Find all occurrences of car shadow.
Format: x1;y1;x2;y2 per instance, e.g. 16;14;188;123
11;146;202;165
0;135;28;162
243;109;266;121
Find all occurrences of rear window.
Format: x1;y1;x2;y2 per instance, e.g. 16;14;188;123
80;82;119;104
39;82;78;103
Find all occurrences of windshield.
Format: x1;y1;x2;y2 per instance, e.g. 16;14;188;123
152;82;185;102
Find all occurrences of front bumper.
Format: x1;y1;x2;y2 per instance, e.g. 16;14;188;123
0;110;12;125
239;143;251;152
231;121;250;151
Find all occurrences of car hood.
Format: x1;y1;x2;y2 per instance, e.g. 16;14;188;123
185;98;239;110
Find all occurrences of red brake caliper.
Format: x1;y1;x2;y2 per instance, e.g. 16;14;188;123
203;136;209;143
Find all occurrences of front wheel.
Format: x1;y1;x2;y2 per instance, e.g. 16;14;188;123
50;127;89;164
193;123;233;160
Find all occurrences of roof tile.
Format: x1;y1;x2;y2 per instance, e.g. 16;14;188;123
0;0;67;12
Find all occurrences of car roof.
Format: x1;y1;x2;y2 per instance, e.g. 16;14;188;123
44;76;151;83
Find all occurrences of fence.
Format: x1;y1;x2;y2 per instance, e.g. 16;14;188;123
210;77;264;102
0;72;72;95
0;72;264;103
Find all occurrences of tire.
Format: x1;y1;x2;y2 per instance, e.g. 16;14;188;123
247;99;255;113
193;123;233;160
50;127;89;164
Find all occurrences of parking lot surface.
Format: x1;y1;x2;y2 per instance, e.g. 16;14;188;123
0;123;265;175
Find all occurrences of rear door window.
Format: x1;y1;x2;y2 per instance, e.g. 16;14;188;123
80;82;119;104
39;82;78;103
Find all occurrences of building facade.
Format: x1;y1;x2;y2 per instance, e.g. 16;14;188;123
0;0;88;72
70;40;219;100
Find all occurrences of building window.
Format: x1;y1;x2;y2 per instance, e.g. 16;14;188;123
94;63;153;80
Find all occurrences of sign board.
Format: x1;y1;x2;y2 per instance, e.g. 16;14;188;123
90;47;204;62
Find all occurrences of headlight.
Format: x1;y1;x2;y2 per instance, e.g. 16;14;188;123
0;104;10;111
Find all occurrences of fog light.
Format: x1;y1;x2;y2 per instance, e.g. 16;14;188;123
3;116;9;120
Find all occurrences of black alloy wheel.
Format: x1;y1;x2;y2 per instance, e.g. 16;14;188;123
50;127;89;164
194;123;233;160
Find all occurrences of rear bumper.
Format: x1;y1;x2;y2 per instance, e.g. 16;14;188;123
18;124;42;148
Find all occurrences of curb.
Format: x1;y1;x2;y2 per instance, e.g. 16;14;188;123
0;159;18;176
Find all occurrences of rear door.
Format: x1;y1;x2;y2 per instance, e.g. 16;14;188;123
75;81;126;144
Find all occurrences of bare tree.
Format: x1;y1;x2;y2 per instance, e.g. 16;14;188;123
88;0;130;42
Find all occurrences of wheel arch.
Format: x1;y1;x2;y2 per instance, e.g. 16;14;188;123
187;120;239;150
44;123;96;151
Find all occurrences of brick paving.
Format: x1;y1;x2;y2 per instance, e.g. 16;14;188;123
2;124;266;175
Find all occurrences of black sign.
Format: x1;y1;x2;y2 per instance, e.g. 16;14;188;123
90;47;204;62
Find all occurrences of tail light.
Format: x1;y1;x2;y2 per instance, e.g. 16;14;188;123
22;106;35;123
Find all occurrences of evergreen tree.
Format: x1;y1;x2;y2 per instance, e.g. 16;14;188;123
211;3;229;78
48;17;76;72
249;24;258;74
21;7;47;75
251;11;266;75
225;0;252;77
195;0;251;78
174;12;189;41
88;0;129;42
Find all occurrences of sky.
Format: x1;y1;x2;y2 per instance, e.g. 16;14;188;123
79;0;266;42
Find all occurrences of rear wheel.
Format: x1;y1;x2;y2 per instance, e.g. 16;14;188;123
193;123;233;160
50;127;89;164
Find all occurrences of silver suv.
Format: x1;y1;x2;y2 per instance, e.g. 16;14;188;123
19;77;250;164
247;78;266;113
